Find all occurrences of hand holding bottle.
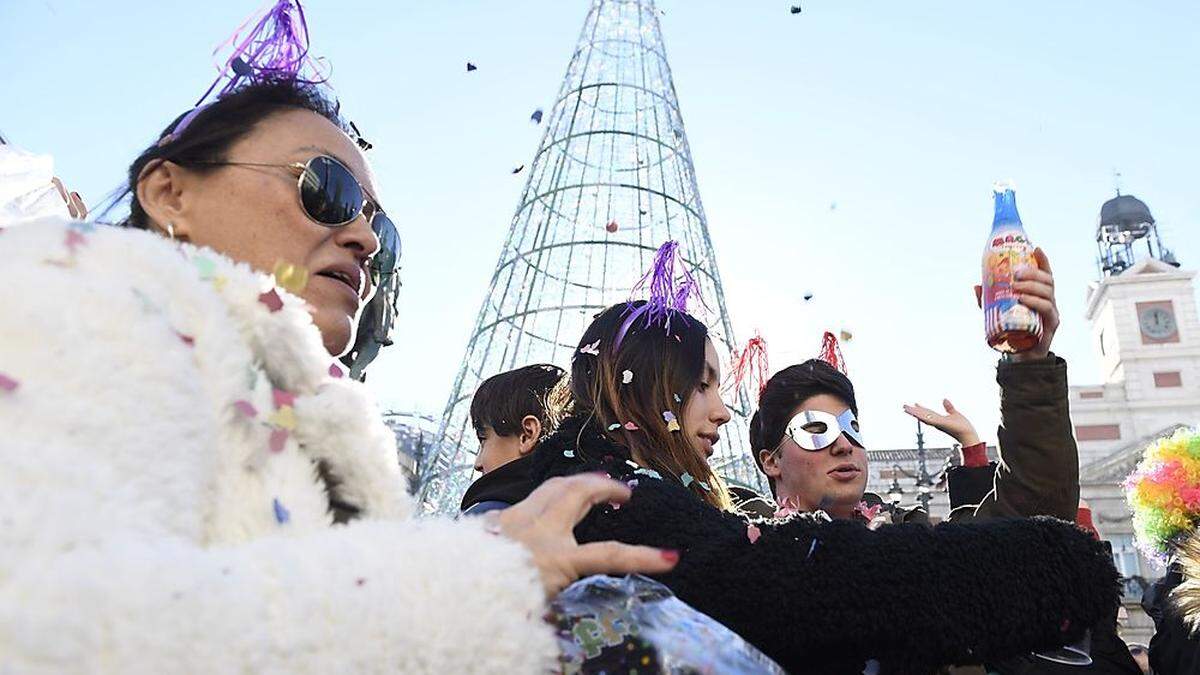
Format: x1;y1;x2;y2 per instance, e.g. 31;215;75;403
975;247;1059;362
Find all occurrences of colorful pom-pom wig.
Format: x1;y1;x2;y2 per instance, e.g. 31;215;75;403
1125;427;1200;565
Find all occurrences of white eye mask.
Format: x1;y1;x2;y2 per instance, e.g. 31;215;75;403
783;409;865;451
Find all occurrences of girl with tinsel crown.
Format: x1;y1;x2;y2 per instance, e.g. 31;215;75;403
472;239;1124;674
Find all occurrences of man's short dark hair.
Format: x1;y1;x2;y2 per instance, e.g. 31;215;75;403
749;359;858;495
469;364;565;438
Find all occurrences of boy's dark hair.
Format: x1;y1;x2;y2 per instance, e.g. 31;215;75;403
115;79;345;229
749;359;858;496
470;364;565;438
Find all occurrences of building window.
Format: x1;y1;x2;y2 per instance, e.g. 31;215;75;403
1154;371;1183;388
1109;534;1140;576
1075;424;1121;441
1080;390;1104;399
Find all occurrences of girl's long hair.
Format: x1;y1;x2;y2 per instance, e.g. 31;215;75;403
554;301;732;510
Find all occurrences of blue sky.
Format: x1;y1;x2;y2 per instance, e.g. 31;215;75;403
3;0;1198;451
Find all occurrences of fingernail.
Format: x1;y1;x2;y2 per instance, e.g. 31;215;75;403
660;549;680;564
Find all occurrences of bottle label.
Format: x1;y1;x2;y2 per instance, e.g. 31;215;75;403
983;227;1042;339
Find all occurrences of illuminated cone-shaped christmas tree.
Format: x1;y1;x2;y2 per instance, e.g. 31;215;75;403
418;0;764;512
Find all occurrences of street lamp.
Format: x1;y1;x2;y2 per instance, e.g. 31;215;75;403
915;419;933;512
887;463;904;505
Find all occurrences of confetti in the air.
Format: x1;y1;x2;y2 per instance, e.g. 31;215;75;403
269;428;288;454
511;164;525;174
608;423;622;431
747;524;761;544
268;406;297;431
622;370;634;384
667;419;681;433
606;220;619;233
272;260;309;294
258;289;284;313
790;5;802;14
673;393;682;403
680;472;694;488
623;421;640;431
530;108;544;124
634;467;663;480
233;400;257;418
466;62;478;72
64;228;87;254
175;331;195;347
329;363;344;378
579;339;601;356
803;292;814;302
840;330;854;342
0;373;18;393
273;389;297;409
193;256;217;279
563;449;575;458
806;538;820;560
698;480;712;491
273;498;291;524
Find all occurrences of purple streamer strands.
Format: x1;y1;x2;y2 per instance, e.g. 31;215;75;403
164;0;328;143
614;241;705;350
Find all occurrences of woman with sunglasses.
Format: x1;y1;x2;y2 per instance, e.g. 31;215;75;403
0;79;678;673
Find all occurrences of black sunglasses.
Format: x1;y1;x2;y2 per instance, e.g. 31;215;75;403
186;154;401;280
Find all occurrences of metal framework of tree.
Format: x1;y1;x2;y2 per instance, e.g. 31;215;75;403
417;0;766;512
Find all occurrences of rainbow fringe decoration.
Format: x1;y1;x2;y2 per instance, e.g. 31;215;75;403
1125;427;1200;564
724;332;769;398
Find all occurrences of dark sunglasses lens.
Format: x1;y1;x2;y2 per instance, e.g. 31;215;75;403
371;213;401;274
300;156;363;225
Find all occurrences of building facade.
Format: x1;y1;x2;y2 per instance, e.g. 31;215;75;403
1068;193;1198;645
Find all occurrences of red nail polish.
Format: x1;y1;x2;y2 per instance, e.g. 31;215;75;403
660;549;680;564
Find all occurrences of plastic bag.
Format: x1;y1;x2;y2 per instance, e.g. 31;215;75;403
549;574;786;675
0;144;70;225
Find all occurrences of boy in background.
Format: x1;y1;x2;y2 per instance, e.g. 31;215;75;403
460;364;564;515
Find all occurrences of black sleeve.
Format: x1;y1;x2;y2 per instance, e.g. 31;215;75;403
575;478;1120;674
976;354;1080;521
947;462;998;510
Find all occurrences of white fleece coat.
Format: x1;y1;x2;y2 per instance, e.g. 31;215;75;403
0;217;557;673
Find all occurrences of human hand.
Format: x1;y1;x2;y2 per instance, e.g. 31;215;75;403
974;247;1058;362
493;473;679;597
903;398;980;447
51;177;87;220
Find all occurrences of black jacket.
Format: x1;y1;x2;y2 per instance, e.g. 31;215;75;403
459;454;536;516
1143;565;1200;675
521;414;1120;675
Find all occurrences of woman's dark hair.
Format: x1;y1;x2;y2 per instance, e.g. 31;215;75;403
117;79;344;229
749;359;858;495
551;301;732;510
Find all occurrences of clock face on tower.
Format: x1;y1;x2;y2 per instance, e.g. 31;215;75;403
1139;306;1177;340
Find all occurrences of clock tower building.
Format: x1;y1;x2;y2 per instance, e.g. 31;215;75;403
1067;193;1199;643
1070;194;1199;467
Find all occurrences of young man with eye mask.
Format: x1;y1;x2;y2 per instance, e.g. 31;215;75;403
751;247;1079;526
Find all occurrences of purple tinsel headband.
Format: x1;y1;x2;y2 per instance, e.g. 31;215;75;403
160;0;328;146
613;241;705;350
